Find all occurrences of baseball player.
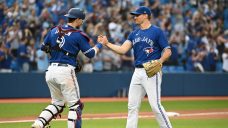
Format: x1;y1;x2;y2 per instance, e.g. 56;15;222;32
31;8;103;128
98;6;172;128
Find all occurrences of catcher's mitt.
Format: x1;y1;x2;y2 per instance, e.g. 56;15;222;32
41;45;51;53
75;60;82;73
143;60;162;77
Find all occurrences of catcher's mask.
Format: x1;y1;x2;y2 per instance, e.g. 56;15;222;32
64;8;85;20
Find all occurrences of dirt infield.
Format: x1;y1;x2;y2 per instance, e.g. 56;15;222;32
1;96;228;103
0;96;228;123
0;110;228;123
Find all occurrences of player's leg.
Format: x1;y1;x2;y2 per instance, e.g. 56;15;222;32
31;103;65;128
126;68;146;128
67;100;84;128
60;69;83;128
32;71;65;128
143;72;172;128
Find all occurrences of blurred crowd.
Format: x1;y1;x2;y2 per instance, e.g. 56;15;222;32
0;0;228;73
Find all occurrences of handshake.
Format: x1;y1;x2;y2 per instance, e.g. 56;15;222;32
97;35;109;46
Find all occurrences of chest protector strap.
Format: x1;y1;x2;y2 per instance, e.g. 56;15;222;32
51;26;90;57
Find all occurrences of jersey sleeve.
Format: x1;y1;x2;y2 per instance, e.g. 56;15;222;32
78;34;95;58
158;29;170;50
127;31;136;44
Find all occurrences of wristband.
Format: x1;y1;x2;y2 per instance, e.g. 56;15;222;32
96;43;103;49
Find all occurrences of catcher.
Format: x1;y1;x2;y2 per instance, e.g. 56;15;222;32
98;6;172;128
31;8;103;128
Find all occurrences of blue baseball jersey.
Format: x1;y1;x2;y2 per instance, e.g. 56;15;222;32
42;25;95;66
127;25;170;66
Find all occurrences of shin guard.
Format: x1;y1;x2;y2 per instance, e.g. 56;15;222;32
34;104;64;127
68;101;84;128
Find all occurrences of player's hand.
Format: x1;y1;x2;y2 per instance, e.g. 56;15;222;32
143;60;162;77
97;35;103;44
100;35;108;45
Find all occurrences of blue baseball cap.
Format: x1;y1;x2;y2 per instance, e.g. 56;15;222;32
130;6;152;16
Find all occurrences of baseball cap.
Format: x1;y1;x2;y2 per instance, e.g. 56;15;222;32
130;6;152;16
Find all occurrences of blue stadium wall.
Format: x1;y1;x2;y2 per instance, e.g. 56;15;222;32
0;72;228;98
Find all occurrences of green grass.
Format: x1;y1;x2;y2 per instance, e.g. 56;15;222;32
169;119;228;128
0;100;227;118
159;100;228;111
0;103;49;118
0;119;227;128
0;100;227;128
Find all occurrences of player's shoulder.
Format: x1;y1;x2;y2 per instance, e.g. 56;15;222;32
131;28;140;35
151;25;162;31
79;31;90;42
150;25;165;36
48;26;58;35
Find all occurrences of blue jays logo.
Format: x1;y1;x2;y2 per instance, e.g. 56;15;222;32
143;47;154;56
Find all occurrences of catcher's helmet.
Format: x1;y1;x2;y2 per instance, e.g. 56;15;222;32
64;8;85;20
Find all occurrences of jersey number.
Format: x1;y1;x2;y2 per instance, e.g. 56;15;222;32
55;30;72;48
56;36;65;48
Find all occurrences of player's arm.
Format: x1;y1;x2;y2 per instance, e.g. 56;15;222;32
98;36;132;55
157;28;172;64
81;44;102;58
79;36;103;58
159;48;171;63
41;30;52;53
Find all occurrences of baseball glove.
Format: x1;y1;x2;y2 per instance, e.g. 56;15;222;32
143;60;162;77
75;60;82;73
41;45;51;53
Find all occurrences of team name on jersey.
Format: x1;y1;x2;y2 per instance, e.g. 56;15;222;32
132;37;141;45
132;36;154;46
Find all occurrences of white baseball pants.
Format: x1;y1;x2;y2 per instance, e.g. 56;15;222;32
126;68;172;128
46;63;80;107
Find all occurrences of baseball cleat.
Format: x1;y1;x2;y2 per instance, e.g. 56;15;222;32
31;123;41;128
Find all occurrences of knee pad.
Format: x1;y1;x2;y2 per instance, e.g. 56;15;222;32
68;100;84;128
36;104;65;127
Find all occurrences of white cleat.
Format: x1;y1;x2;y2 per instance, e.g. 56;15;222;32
31;123;41;128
